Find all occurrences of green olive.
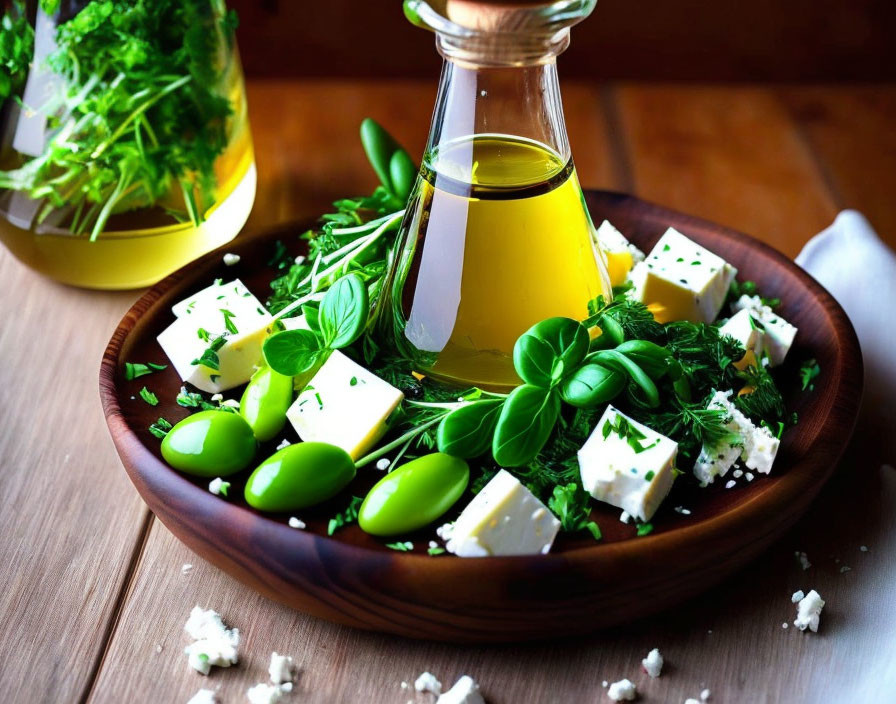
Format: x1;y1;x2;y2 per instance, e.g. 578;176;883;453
244;442;356;512
239;366;294;442
161;410;256;477
359;453;469;536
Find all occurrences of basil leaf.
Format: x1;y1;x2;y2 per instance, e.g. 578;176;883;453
492;385;561;467
592;313;625;349
262;329;323;376
513;317;589;387
614;340;671;379
559;363;626;408
437;399;504;459
318;273;369;349
301;302;320;332
588;349;660;408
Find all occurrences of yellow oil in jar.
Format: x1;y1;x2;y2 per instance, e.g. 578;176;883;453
391;134;611;390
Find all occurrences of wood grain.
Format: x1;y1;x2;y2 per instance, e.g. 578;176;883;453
0;256;148;701
612;84;839;258
780;85;896;249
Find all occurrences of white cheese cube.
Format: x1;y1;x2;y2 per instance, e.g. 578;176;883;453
183;606;239;675
446;470;560;557
732;294;797;366
268;652;294;685
633;228;737;323
415;671;443;695
286;350;403;460
793;589;825;632
596;220;645;288
436;676;485;704
719;308;764;369
158;280;274;393
693;391;780;484
607;678;637;701
641;648;664;678
577;406;678;522
246;683;285;704
186;689;218;704
172;278;250;318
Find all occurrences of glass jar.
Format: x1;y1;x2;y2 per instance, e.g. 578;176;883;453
386;0;611;390
0;0;255;289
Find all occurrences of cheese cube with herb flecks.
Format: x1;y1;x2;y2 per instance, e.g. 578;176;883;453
158;280;273;393
631;228;737;323
286;351;403;460
577;405;678;522
596;220;645;288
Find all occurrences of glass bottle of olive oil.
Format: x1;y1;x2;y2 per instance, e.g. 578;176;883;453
388;1;610;390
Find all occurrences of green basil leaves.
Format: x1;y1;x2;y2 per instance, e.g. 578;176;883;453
492;385;561;468
263;273;370;377
437;399;504;459
513;317;589;387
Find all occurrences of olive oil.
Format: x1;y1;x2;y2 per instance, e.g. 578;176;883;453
390;134;611;390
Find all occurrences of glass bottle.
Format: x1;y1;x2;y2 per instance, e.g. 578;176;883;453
387;0;611;390
0;0;255;289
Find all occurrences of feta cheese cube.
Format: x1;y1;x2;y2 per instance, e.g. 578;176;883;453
641;648;664;677
693;391;780;484
268;652;294;685
793;589;825;632
596;220;645;288
607;678;637;701
246;683;285;704
415;671;443;695
286;350;404;460
732;294;797;366
446;470;560;557
186;689;218;704
158;279;274;393
632;228;737;323
577;406;678;522
183;606;239;675
719;308;764;369
436;675;485;704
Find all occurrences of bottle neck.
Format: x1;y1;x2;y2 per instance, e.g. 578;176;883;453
425;58;571;167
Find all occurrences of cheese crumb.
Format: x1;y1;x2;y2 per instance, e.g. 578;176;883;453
414;671;442;695
860;545;869;552
208;478;230;496
685;700;701;704
701;688;711;701
839;565;851;573
222;399;241;409
641;648;663;677
268;652;295;685
793;590;825;632
724;480;736;489
187;688;218;704
210;393;223;402
607;678;637;701
619;511;632;524
275;439;291;451
288;517;306;530
376;458;391;471
436;523;455;542
795;551;811;570
182;564;193;574
436;675;484;704
791;590;805;603
247;683;285;704
674;506;691;515
400;681;409;690
183;606;240;675
732;469;743;478
223;253;241;266
782;622;789;629
602;680;609;687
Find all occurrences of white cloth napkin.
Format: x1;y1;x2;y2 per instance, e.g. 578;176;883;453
796;210;896;462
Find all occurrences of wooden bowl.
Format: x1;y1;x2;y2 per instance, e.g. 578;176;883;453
99;191;863;643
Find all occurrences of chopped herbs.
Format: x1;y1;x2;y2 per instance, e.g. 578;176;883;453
427;546;446;556
220;309;238;335
636;522;654;536
385;541;414;551
124;362;167;380
148;417;173;439
327;496;363;536
548;483;602;540
139;387;159;406
799;358;821;391
602;414;657;453
191;334;227;370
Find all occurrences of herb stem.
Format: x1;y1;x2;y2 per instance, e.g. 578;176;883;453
354;413;445;469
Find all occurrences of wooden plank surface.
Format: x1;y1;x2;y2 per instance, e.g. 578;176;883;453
2;80;895;704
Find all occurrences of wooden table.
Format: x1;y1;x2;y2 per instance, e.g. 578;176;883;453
2;81;894;704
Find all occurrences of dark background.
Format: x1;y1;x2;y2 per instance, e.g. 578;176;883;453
230;0;896;81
